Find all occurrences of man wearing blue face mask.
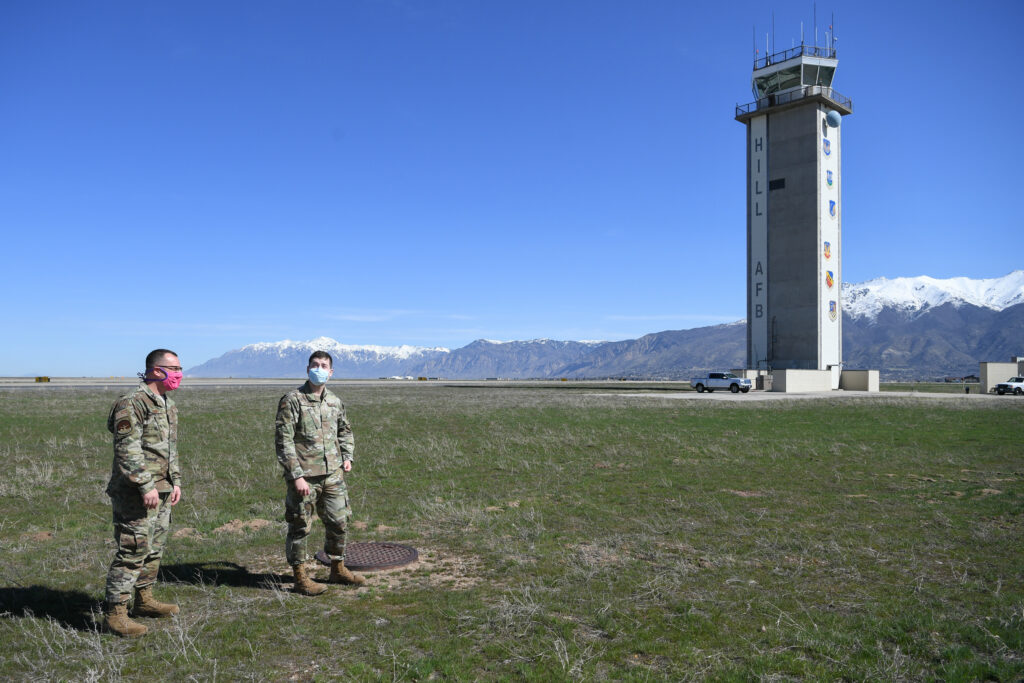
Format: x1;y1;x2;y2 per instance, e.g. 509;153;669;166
275;350;365;594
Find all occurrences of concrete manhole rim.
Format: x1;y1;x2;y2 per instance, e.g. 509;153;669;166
315;542;418;571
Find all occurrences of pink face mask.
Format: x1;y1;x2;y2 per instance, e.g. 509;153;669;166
146;367;183;390
160;369;183;390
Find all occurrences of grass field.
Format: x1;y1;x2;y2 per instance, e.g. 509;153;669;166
1;384;1022;681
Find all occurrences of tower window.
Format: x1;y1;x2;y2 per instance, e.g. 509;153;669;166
768;178;786;191
753;66;802;97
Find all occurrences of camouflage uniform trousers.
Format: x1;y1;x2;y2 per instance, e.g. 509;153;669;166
105;489;173;606
285;468;352;566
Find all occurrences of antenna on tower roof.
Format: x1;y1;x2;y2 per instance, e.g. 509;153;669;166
814;2;818;49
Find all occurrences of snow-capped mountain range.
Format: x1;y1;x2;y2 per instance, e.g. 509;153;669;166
843;271;1024;320
245;337;450;361
187;272;1024;381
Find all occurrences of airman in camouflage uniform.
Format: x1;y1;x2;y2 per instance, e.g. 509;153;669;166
102;349;184;637
276;350;365;594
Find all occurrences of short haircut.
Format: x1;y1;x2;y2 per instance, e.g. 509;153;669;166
146;348;178;368
308;350;333;368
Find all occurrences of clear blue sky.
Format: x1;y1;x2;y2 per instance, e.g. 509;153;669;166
2;1;1020;376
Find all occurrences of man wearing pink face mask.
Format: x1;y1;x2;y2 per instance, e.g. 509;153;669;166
101;349;184;637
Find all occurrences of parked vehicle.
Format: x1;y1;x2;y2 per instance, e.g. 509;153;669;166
995;377;1024;395
690;372;752;394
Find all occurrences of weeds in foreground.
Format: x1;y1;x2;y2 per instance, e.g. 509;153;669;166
3;610;124;682
0;385;1021;679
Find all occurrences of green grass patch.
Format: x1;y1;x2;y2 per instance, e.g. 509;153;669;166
1;386;1022;680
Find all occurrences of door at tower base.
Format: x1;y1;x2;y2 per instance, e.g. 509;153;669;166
839;370;879;392
770;369;833;393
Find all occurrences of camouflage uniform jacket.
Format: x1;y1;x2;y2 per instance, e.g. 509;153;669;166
275;383;354;481
106;382;180;495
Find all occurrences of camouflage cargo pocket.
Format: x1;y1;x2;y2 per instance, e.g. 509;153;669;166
115;526;149;556
322;484;351;526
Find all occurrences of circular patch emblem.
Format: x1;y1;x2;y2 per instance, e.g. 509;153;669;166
116;419;132;435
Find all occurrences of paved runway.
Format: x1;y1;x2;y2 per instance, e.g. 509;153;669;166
0;376;1001;401
592;389;998;401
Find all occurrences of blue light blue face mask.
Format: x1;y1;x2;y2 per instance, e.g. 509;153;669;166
308;367;331;385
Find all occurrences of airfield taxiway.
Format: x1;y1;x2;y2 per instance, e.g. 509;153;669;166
0;377;1000;401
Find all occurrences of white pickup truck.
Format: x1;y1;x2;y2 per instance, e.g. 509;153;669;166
995;377;1024;395
690;372;752;394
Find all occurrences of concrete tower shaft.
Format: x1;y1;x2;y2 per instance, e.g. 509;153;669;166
736;44;852;387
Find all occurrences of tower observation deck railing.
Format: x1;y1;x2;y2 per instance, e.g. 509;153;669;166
754;44;836;70
735;85;852;118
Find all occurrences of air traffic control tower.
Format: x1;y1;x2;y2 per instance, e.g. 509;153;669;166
735;40;852;390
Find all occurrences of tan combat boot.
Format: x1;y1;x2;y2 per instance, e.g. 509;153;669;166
133;586;180;618
293;564;328;595
329;559;366;586
104;602;147;638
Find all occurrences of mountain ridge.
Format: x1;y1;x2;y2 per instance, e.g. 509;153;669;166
187;272;1024;381
843;270;1024;320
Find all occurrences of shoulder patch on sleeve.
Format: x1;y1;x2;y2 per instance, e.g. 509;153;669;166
116;419;132;435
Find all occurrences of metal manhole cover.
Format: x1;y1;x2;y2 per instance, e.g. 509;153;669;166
315;542;418;571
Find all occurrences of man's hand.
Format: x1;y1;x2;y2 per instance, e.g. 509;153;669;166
142;489;160;509
293;476;311;497
170;485;182;506
342;460;352;473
